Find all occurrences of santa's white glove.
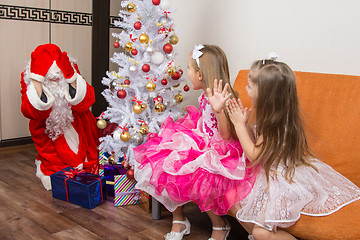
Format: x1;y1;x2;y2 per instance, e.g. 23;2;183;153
75;163;84;170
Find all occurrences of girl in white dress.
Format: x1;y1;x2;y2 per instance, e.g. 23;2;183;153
226;59;360;240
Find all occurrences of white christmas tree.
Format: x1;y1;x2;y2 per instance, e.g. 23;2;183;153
98;0;188;168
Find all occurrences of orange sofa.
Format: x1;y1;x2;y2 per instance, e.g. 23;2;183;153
233;70;360;239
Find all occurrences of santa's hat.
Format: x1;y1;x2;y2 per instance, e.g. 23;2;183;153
29;44;77;83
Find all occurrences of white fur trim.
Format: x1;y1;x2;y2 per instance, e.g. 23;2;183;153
64;124;80;154
29;72;45;83
76;163;84;170
47;61;62;76
35;160;52;190
27;81;55;111
65;74;86;106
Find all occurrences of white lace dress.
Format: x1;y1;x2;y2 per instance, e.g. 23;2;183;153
236;159;360;231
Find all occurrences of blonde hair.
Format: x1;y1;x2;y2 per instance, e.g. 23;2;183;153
190;44;239;139
249;60;316;183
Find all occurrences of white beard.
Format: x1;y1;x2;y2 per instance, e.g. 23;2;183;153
43;74;74;141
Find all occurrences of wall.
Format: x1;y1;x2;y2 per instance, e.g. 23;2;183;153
0;0;92;141
171;0;360;106
2;0;359;140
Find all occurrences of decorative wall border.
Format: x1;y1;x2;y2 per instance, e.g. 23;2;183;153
110;15;123;28
0;4;122;28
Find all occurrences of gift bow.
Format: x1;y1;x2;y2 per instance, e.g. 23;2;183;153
62;168;84;179
192;44;204;68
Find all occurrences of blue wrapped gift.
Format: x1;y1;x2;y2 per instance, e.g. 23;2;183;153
50;167;107;209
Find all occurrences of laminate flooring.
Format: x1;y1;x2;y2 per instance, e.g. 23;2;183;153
0;144;249;240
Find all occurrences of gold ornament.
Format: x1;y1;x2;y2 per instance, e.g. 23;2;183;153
97;119;107;129
126;3;136;13
169;35;179;45
139;33;149;43
154;102;165;113
108;155;115;164
141;103;147;110
174;93;183;103
120;131;131;142
125;42;133;52
133;104;143;114
166;66;176;76
146;81;156;92
173;83;180;88
140;125;149;135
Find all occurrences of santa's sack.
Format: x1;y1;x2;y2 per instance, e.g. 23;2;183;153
50;167;107;209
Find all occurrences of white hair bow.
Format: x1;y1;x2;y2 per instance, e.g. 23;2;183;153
263;52;279;64
192;44;204;68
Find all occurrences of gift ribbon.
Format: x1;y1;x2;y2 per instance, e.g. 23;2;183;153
96;112;105;120
115;190;139;201
163;11;171;18
61;169;104;203
130;34;137;42
139;190;151;200
138;120;147;126
132;96;143;105
167;60;174;67
106;181;115;185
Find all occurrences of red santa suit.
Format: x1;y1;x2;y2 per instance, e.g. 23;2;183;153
20;44;99;190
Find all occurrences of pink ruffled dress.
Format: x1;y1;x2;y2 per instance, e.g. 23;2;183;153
133;93;257;215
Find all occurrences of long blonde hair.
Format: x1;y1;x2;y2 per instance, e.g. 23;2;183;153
190;44;239;139
249;60;316;183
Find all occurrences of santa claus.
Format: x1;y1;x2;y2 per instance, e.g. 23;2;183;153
20;44;99;190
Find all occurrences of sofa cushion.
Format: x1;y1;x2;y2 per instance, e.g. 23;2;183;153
233;70;360;239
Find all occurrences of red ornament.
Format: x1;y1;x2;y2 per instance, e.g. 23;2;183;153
184;85;190;92
152;0;161;5
131;49;138;56
154;96;163;103
178;69;183;75
163;43;173;54
171;71;181;80
134;21;142;30
124;79;130;85
126;169;135;179
161;79;168;85
117;89;127;99
142;64;150;72
113;41;120;48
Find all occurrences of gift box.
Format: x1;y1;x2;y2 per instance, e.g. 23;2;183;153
114;175;139;206
103;164;127;197
50;167;107;209
99;150;110;177
99;150;124;177
138;190;152;212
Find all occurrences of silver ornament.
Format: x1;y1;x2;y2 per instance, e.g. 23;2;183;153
158;16;170;25
129;65;137;72
151;52;165;65
109;79;118;92
113;129;122;140
160;0;171;10
146;46;155;54
131;132;144;145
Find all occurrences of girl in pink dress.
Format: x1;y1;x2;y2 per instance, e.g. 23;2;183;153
134;44;257;240
226;59;360;240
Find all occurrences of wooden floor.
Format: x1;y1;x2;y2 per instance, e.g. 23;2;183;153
0;144;249;240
